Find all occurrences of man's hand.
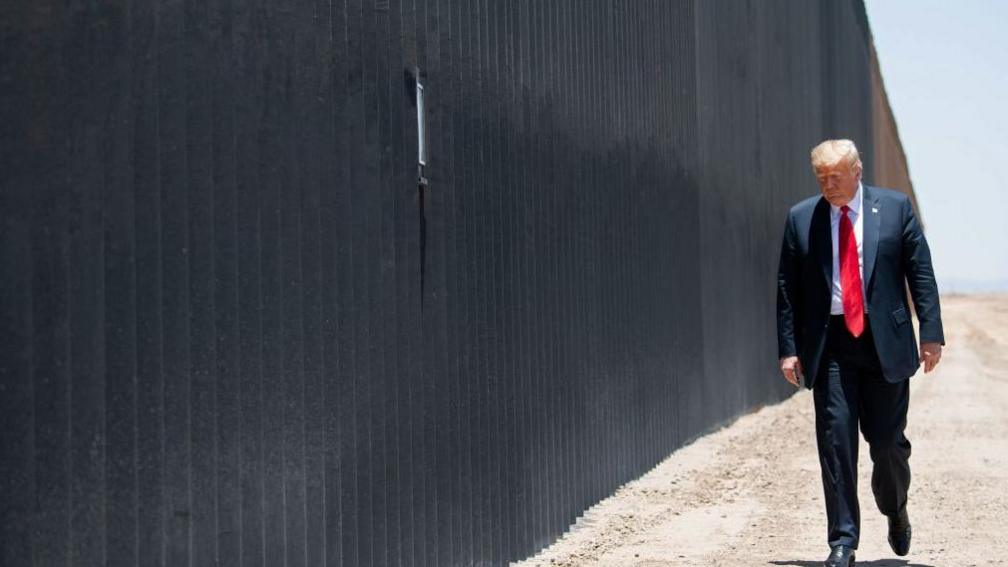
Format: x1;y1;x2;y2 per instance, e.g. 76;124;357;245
921;342;942;373
780;355;804;387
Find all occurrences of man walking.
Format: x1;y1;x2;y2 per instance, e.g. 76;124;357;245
776;139;944;567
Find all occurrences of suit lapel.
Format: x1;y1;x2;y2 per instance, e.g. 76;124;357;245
862;184;881;293
812;197;833;291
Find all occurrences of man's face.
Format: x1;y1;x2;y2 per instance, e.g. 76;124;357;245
815;160;861;207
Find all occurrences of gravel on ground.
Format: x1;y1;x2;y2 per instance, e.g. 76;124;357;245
513;294;1008;567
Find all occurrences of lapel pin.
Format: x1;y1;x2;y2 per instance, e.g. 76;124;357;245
872;207;878;214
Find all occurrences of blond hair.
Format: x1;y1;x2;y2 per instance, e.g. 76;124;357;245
810;139;862;172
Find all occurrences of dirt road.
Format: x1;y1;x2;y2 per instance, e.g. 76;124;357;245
514;294;1008;567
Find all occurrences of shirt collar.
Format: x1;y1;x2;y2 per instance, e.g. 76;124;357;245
830;182;863;216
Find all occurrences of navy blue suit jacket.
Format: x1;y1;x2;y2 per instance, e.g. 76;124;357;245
776;184;945;388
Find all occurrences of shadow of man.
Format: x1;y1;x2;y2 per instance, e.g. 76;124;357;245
770;556;935;560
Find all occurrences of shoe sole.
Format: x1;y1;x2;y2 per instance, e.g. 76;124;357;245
823;553;855;567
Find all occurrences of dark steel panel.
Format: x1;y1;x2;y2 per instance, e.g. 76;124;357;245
28;15;73;560
185;0;220;564
132;0;165;557
103;10;139;559
280;0;308;557
425;1;459;563
206;0;243;565
0;217;34;567
323;2;350;564
65;2;112;564
233;1;266;564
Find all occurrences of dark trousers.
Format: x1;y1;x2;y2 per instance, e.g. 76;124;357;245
813;315;912;549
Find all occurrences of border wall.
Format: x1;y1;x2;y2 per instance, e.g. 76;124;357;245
0;1;917;565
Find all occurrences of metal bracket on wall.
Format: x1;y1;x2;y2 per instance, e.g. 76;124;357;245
408;64;428;186
407;65;429;308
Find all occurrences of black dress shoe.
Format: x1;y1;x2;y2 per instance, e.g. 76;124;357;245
887;508;912;556
824;544;855;567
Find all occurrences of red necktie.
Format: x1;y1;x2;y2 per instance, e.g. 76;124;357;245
839;205;865;337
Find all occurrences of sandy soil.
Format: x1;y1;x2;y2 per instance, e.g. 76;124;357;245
514;294;1008;567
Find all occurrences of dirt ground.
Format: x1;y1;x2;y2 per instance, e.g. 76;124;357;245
514;294;1008;567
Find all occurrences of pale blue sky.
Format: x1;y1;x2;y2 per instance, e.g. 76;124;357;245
865;0;1008;292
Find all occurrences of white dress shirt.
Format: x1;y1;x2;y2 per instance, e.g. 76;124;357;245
829;183;867;315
